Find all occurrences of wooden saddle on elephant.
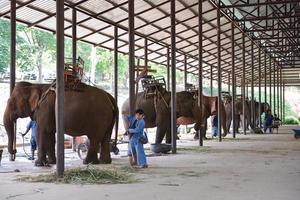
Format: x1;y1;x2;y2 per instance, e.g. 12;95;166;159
64;57;84;90
141;76;166;98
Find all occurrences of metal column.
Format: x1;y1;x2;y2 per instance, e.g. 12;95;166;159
210;65;213;96
72;8;77;152
184;55;187;88
280;67;283;124
9;0;16;162
250;40;254;129
114;26;118;102
273;64;276;114
264;53;267;112
217;4;222;142
144;38;148;67
170;0;177;153
269;59;272;113
242;33;246;135
72;9;77;65
10;0;16;95
228;74;231;94
167;47;170;91
198;0;203;146
283;82;285;123
56;0;65;178
128;0;135;115
277;66;279;117
258;48;262;128
231;18;236;138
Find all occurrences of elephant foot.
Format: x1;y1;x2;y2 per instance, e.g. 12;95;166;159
99;158;112;164
47;158;56;165
35;159;50;167
193;133;199;140
83;159;100;165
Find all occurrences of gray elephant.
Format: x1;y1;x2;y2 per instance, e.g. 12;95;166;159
253;101;270;128
225;98;251;133
3;82;118;166
122;90;227;143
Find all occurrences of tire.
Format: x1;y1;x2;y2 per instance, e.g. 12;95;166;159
295;135;300;139
77;143;88;160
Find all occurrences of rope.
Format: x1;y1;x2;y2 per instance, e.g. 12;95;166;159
20;133;30;158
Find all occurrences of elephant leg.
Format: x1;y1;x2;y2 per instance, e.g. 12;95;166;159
222;117;227;137
156;126;167;144
165;128;172;144
234;115;240;133
156;116;170;144
194;120;207;140
99;142;111;164
47;133;56;164
84;137;100;164
35;128;48;167
99;128;112;164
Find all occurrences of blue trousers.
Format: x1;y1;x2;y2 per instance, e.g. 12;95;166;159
211;126;218;137
30;136;37;151
263;123;272;133
127;138;147;166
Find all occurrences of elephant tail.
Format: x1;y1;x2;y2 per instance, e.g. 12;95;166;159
113;104;119;148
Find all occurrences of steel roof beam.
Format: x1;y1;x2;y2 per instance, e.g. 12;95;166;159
220;0;300;9
237;14;300;22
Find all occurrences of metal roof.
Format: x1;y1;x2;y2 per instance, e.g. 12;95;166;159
1;0;299;86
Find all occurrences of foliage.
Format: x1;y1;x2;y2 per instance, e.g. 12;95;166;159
284;116;300;125
0;20;10;73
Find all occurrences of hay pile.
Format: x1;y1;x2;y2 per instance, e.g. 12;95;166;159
18;166;136;184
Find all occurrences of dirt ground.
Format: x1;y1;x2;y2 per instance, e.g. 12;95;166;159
0;126;299;200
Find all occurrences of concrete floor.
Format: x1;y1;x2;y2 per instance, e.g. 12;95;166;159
0;126;299;200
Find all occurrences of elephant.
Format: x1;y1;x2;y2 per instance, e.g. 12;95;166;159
225;98;252;133
122;90;201;144
3;81;118;166
253;102;270;128
193;95;227;139
122;90;227;144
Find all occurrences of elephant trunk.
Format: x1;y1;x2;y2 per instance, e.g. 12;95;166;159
3;101;17;159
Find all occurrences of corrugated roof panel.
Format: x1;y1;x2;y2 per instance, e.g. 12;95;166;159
102;7;128;23
84;33;111;45
79;0;114;15
16;7;48;24
0;1;10;13
31;0;56;13
81;18;109;30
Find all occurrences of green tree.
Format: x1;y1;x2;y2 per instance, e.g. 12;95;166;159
0;20;9;73
95;48;113;81
20;26;56;80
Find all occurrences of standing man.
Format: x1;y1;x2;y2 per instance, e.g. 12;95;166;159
127;109;148;168
263;110;274;133
22;120;37;160
211;115;218;138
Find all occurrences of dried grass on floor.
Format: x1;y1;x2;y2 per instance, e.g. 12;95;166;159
17;165;136;185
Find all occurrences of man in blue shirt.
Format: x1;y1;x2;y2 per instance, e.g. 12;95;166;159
263;110;274;133
127;109;148;168
211;115;218;138
22;120;37;160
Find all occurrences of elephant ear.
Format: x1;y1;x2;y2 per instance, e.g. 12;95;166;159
211;97;218;115
28;88;41;113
